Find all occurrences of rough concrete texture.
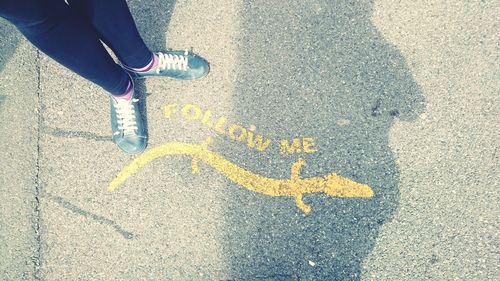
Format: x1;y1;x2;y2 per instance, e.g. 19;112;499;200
0;22;39;280
0;0;498;280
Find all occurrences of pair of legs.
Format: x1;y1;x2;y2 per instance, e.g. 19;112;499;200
0;0;151;95
0;0;209;153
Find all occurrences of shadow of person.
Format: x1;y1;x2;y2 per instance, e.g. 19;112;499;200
221;0;426;280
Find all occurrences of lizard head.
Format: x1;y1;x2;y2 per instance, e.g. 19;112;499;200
323;172;374;198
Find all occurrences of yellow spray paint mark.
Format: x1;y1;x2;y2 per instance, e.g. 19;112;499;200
108;137;374;214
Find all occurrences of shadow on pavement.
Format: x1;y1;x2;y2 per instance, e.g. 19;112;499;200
128;0;177;53
222;0;426;280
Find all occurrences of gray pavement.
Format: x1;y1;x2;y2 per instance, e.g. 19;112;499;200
0;0;498;280
0;24;39;280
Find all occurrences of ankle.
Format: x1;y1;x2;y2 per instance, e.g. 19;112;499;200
127;53;158;73
112;79;133;101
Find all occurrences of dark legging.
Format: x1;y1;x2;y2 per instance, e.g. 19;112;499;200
0;0;152;95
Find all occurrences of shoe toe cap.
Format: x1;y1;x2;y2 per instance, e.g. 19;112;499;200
117;136;147;155
188;55;210;79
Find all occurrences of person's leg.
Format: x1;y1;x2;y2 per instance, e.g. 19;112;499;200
0;0;130;95
66;0;152;69
0;0;147;154
66;0;210;80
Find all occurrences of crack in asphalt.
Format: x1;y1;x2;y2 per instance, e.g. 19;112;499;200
42;126;111;142
33;49;43;281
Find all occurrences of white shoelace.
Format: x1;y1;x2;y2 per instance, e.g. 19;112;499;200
156;51;189;72
113;98;139;136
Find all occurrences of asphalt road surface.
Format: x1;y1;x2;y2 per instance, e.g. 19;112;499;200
0;0;498;280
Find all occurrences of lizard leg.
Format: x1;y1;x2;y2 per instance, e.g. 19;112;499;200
200;137;213;150
290;159;311;213
191;137;213;174
291;158;306;180
191;157;201;174
295;193;311;214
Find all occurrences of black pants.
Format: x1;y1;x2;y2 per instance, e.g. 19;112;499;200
0;0;152;94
